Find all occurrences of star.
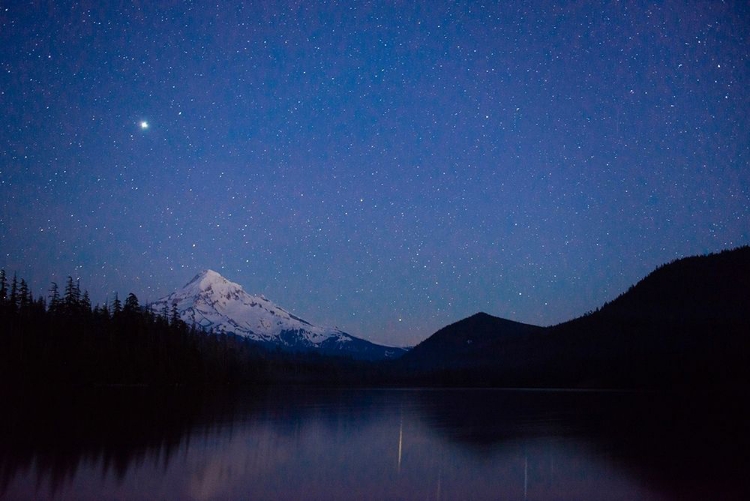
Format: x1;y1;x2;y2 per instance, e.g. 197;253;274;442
140;121;149;130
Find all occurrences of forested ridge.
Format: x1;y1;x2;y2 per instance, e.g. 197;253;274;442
395;246;750;389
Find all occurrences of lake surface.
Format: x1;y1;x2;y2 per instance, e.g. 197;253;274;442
0;387;746;500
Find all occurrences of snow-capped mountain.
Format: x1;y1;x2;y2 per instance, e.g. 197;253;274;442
149;270;405;361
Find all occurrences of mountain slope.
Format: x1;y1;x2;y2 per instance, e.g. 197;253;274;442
398;312;545;371
548;245;750;387
150;270;405;361
396;246;750;388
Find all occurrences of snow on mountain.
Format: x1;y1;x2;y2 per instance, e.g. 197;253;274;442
149;270;405;360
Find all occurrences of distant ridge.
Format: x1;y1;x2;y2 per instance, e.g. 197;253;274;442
396;246;750;388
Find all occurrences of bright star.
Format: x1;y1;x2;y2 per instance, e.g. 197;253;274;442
140;121;149;129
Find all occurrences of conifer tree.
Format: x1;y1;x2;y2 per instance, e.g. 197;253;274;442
64;276;81;314
9;273;18;311
99;302;111;320
34;295;46;315
124;292;139;313
112;293;122;315
49;282;61;314
18;279;30;313
0;269;7;304
81;290;91;313
171;302;180;326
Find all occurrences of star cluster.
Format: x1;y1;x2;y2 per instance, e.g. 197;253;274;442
1;1;748;346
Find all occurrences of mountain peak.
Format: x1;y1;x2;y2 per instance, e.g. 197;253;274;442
149;270;406;360
187;269;227;285
183;269;242;296
199;268;222;279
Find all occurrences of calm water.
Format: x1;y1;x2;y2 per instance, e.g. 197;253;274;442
0;387;746;500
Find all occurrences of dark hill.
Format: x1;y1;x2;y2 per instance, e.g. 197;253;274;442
549;245;750;388
394;312;552;386
398;312;545;371
594;245;750;323
396;246;750;389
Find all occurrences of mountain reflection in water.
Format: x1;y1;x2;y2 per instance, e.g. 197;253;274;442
0;387;746;500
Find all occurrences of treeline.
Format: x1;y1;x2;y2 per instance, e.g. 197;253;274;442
0;271;387;386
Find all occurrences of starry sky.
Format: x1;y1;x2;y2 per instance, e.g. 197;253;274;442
1;1;748;347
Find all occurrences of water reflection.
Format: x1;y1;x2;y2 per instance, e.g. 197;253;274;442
0;387;745;500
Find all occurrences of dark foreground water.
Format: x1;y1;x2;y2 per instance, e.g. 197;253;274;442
0;387;747;500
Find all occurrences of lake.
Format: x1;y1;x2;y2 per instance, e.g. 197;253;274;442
0;387;746;500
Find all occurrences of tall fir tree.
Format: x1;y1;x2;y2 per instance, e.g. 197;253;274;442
49;282;61;314
9;273;18;311
64;276;81;314
81;290;91;312
171;302;180;326
18;279;30;314
0;269;7;304
112;293;122;315
124;292;139;313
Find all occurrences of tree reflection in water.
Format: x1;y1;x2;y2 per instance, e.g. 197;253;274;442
0;387;746;500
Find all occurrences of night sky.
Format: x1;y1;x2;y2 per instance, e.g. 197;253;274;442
2;1;748;347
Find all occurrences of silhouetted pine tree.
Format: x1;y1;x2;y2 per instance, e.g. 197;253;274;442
0;269;7;305
170;302;180;326
9;273;18;312
18;279;30;315
112;293;122;315
80;290;91;312
124;292;139;313
63;276;81;315
48;282;61;315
